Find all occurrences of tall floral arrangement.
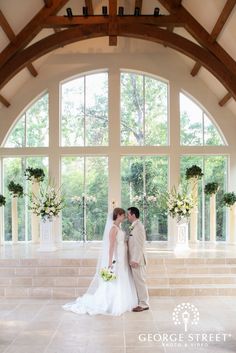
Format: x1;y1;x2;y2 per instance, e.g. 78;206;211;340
165;184;195;223
29;183;64;221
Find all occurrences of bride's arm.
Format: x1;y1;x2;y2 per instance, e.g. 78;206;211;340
108;226;117;268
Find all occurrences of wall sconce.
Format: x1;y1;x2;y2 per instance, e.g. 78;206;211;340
83;6;88;16
118;6;124;16
102;6;108;15
154;7;160;16
134;7;141;16
66;7;73;18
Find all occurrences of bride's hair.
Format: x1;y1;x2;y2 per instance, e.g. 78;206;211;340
113;207;125;220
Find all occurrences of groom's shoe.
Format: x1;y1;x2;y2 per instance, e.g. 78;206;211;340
132;306;149;312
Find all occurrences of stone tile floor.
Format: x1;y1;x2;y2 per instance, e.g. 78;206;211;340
0;296;235;353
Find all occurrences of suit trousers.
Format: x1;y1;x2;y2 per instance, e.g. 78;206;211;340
131;265;149;308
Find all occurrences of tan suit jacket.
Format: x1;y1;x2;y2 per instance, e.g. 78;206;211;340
128;220;147;266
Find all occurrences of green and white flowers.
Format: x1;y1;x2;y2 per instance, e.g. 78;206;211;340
29;183;64;221
100;268;117;282
166;185;195;223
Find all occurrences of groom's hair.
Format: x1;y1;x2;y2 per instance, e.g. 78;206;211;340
127;207;140;218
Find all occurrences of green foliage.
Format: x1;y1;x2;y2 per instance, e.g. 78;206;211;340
0;194;6;207
186;165;204;180
25;167;45;182
8;181;23;198
204;182;219;195
222;192;236;207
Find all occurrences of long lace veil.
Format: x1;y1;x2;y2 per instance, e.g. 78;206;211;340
86;212;113;295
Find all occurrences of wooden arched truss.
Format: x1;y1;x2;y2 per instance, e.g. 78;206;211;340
0;0;235;107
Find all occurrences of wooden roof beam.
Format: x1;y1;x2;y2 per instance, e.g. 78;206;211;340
1;25;235;100
191;0;236;76
109;0;117;46
0;0;70;68
135;0;143;12
0;10;38;78
43;15;184;28
44;0;53;8
159;0;236;77
85;0;94;15
0;94;10;107
219;92;232;107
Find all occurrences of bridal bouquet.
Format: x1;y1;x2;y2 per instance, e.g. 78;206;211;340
100;268;116;282
29;183;64;221
166;184;195;223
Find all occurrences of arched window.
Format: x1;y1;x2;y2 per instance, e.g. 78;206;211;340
0;69;229;243
4;93;49;147
180;92;225;146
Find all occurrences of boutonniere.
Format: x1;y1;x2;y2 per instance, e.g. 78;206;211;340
129;224;135;236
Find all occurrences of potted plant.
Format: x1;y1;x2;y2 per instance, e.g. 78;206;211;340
222;192;236;207
186;165;204;180
8;181;23;243
24;167;45;182
0;194;6;207
204;182;219;195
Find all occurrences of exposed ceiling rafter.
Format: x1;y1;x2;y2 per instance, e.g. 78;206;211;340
108;0;117;46
159;0;236;78
219;92;232;107
0;94;10;107
85;0;94;15
191;0;236;77
0;0;70;69
0;10;38;78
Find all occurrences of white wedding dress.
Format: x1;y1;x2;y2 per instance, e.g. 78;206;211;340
63;224;138;316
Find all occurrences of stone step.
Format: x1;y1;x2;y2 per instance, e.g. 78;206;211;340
1;257;236;298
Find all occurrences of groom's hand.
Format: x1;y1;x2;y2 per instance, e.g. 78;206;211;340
130;261;139;268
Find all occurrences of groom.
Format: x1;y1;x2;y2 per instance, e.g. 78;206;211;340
127;207;149;312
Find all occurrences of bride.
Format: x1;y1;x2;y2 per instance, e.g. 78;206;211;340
63;207;138;316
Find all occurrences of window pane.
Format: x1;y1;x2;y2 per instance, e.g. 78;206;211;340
4;94;49;148
121;72;168;146
180;93;203;145
26;94;49;147
121;73;144;146
61;156;108;241
5;116;25;147
145;76;168;145
121;156;168;240
61;77;84;146
204;114;224;146
61;72;108;147
85;73;108;146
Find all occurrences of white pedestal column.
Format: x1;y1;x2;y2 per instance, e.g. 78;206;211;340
12;197;18;243
190;177;198;243
174;219;190;253
31;181;40;243
209;194;216;243
229;204;236;244
38;218;57;252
